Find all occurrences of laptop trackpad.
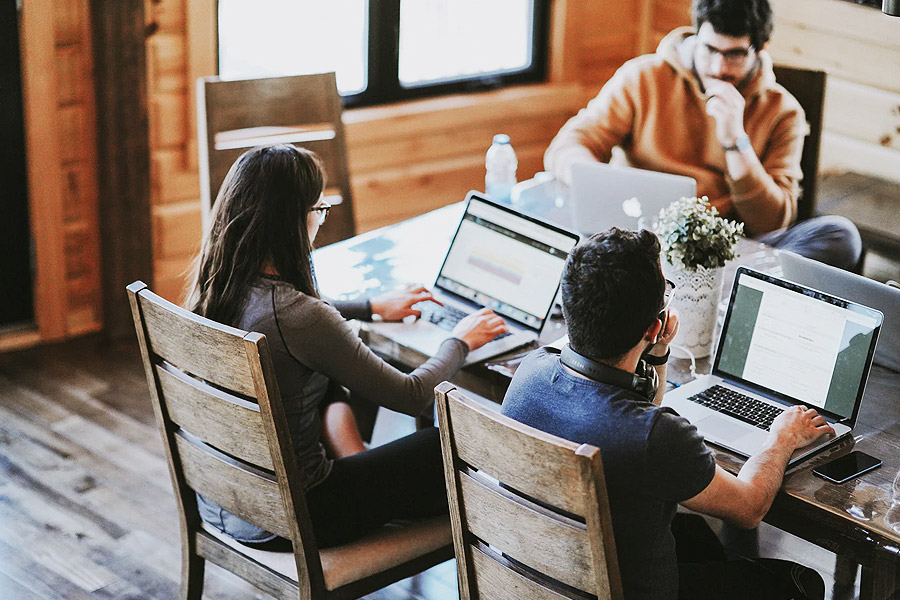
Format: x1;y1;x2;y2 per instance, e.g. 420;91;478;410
696;415;749;443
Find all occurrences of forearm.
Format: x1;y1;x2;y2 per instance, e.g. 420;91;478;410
544;136;605;187
728;153;797;235
284;301;466;416
652;363;667;406
331;298;372;321
724;144;755;182
707;81;802;236
319;336;467;417
733;436;794;525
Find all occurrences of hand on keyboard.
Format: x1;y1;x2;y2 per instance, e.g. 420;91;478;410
370;285;441;321
451;308;509;351
769;405;835;449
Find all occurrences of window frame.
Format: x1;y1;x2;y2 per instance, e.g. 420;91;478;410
215;0;552;108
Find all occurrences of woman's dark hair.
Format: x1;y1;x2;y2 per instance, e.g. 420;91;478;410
561;228;665;362
187;144;325;326
692;0;773;50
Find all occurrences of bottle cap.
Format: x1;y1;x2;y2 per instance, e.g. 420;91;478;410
492;134;510;145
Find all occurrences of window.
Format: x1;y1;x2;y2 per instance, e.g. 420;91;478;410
217;0;550;107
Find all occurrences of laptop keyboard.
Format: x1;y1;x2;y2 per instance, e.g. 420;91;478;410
688;385;784;431
417;303;511;340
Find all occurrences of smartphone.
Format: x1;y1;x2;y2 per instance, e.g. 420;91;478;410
813;451;882;484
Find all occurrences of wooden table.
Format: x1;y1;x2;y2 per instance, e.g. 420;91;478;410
314;202;900;599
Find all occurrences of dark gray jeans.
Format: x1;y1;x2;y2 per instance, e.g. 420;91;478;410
757;215;862;272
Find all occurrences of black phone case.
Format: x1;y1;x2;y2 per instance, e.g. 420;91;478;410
813;452;882;483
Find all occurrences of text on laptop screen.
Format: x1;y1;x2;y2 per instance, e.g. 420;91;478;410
715;272;880;420
436;199;577;328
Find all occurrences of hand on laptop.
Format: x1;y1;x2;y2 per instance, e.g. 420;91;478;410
769;406;836;450
452;308;509;351
370;285;442;321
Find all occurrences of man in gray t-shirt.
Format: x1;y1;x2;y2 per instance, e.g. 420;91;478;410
501;228;832;600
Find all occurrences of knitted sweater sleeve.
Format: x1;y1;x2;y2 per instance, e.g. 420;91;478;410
727;106;806;235
544;63;638;186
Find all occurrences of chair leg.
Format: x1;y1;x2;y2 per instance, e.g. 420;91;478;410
181;551;206;600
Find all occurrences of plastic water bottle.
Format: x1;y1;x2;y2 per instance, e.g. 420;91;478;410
485;134;517;205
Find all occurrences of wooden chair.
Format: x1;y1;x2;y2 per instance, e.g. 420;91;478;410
773;65;827;223
197;72;356;247
127;281;452;600
435;382;624;600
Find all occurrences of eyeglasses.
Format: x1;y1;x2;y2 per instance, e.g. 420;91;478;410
309;202;331;226
699;42;754;66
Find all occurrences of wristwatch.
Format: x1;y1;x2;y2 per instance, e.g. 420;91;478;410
722;133;751;153
642;348;670;366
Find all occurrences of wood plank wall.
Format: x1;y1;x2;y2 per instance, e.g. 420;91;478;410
51;0;103;336
12;0;103;353
767;0;900;180
11;0;900;348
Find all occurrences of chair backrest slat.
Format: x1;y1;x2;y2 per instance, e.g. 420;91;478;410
213;123;336;150
156;363;273;469
202;75;338;133
175;431;292;540
458;471;594;592
446;393;585;515
138;289;257;397
468;544;577;600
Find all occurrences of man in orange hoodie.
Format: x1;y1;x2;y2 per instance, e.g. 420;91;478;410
545;0;861;271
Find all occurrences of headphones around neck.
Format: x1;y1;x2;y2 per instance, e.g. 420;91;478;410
559;344;659;401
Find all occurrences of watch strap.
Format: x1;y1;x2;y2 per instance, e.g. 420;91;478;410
642;347;670;366
723;134;751;153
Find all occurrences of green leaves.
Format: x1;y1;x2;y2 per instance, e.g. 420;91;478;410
654;196;744;271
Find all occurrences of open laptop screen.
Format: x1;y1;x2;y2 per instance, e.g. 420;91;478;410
713;268;882;422
436;196;578;329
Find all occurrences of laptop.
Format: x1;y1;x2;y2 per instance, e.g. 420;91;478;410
779;250;900;372
663;267;883;466
367;192;581;366
569;162;697;235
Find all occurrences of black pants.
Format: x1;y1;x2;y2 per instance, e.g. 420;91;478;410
243;427;447;551
675;514;825;600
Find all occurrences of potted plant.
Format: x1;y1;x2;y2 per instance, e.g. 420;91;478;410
654;196;744;357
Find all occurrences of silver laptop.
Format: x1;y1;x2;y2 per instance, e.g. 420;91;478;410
367;192;580;366
663;267;883;466
779;250;900;372
569;162;697;235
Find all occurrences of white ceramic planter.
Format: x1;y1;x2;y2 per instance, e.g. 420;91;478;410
663;262;725;358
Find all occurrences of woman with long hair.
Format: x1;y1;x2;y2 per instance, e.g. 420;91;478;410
187;144;506;549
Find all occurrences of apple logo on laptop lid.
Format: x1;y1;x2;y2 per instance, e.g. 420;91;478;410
622;197;643;218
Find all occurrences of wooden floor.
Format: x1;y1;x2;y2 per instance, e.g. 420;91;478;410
0;336;459;599
1;172;898;599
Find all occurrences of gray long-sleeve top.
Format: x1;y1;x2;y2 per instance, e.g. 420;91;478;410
238;276;468;489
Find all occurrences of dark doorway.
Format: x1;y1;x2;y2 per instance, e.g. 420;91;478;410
0;0;34;328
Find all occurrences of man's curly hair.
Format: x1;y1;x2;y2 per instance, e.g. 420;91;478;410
693;0;774;50
561;228;665;361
